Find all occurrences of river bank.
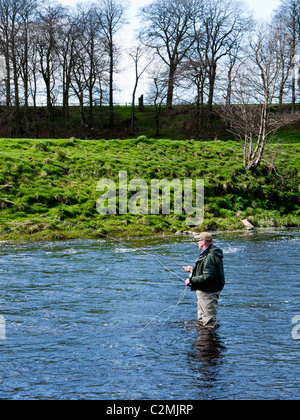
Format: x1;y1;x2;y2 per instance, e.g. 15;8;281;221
0;137;299;241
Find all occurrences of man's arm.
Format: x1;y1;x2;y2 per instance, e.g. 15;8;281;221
189;255;217;287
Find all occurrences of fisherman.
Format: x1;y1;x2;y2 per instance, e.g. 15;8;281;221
183;232;225;330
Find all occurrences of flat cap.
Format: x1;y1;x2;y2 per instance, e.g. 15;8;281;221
194;232;213;242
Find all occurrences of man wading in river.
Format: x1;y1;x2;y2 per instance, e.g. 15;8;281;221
183;232;225;330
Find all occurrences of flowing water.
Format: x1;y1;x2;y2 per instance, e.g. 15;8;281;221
0;229;299;400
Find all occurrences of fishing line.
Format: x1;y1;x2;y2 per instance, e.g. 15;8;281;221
136;286;187;334
0;215;188;282
0;216;189;284
1;215;190;328
39;215;188;269
7;214;188;280
159;285;187;328
1;215;184;262
43;215;188;282
151;254;186;282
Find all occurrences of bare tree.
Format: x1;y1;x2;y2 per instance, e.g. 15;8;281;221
147;64;168;137
0;56;5;104
219;24;300;171
177;57;209;139
194;0;253;113
128;45;153;135
26;19;40;137
0;0;28;134
0;0;40;136
71;4;106;136
36;1;65;137
224;43;246;106
71;50;89;135
57;9;82;122
273;17;294;106
140;0;196;110
94;0;126;127
274;0;300;109
17;0;38;136
0;0;15;108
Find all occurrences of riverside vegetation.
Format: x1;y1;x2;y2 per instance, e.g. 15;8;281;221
0;134;299;241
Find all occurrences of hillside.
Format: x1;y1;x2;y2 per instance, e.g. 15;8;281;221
0;136;299;241
0;105;239;140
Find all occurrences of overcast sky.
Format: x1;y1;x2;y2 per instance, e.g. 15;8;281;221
240;0;281;18
61;0;281;21
123;0;281;41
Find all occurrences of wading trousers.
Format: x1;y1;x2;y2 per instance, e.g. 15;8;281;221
196;290;221;329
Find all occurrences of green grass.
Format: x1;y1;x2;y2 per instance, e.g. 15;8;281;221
1;104;230;140
3;103;300;141
0;136;299;241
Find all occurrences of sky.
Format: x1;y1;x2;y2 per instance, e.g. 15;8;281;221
242;0;281;19
60;0;281;22
115;0;282;104
121;0;282;39
60;0;282;104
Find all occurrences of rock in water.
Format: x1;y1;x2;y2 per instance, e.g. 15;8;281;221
241;219;254;230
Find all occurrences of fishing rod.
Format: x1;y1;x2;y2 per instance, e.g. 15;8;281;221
46;215;187;269
1;215;189;331
0;214;188;281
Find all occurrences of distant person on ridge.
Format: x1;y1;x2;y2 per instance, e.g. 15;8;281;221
183;232;225;330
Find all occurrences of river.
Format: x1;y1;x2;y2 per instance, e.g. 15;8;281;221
0;229;299;400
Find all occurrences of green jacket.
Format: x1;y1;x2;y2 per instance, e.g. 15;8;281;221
190;245;225;293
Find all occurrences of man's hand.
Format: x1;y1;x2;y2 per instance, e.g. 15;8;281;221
185;278;191;287
182;265;193;272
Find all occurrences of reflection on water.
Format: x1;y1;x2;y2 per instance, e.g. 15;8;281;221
192;327;225;364
188;326;226;396
0;229;299;399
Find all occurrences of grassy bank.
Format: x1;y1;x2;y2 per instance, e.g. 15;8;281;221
2;104;300;140
0;105;241;140
0;136;299;241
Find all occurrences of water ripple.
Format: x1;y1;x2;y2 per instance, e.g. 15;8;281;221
0;230;299;399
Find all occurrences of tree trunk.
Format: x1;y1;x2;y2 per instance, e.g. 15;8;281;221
166;66;175;110
131;81;138;135
226;63;234;105
4;54;11;107
109;41;114;127
12;51;23;136
46;77;55;138
208;63;217;112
